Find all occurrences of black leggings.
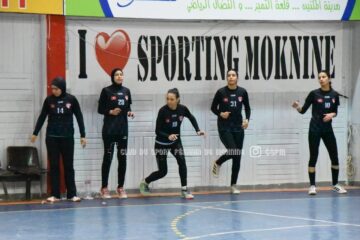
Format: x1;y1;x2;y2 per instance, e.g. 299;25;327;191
101;135;128;188
145;141;187;187
308;130;339;167
46;136;76;199
308;128;339;186
216;130;244;185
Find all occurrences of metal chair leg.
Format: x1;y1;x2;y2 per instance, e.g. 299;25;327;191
1;181;8;198
39;177;43;197
25;179;31;200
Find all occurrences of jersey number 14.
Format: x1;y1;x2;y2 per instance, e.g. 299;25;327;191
57;107;64;114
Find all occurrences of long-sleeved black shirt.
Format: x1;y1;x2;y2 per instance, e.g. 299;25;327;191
211;86;251;132
155;104;200;145
33;93;86;138
300;88;339;131
98;84;132;136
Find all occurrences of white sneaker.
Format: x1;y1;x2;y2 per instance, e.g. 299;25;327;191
308;185;317;195
117;187;128;199
69;196;81;202
231;185;240;194
46;196;60;203
100;187;112;199
181;189;194;199
212;161;221;178
333;184;347;194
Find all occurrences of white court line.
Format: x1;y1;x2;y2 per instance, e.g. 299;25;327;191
184;195;360;207
184;224;334;240
204;206;360;228
176;204;360;239
0;195;359;215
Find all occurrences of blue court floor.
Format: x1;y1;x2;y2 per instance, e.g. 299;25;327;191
0;190;359;240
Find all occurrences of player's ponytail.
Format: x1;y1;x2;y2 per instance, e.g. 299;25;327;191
319;70;348;99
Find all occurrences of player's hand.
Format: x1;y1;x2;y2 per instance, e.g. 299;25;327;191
292;101;300;109
242;119;249;129
168;134;179;141
197;131;206;136
110;108;121;116
323;113;336;122
30;135;37;143
80;138;87;148
220;112;231;119
128;111;135;119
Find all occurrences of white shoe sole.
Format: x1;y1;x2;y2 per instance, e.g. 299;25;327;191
182;196;194;200
101;195;112;199
333;189;347;194
46;197;60;203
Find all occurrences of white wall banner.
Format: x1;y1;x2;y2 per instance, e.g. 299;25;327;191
66;20;343;95
93;0;351;21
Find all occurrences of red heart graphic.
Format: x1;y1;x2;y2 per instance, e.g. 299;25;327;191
95;29;131;76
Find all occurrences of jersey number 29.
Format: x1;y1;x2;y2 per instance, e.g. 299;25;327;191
118;99;125;106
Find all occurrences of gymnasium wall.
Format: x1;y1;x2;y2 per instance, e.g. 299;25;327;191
349;23;360;183
66;19;350;192
0;15;357;196
0;14;44;195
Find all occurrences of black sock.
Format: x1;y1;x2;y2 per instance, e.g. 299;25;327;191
144;178;150;185
309;172;316;186
331;168;339;186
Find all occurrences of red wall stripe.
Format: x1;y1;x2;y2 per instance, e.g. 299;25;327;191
46;15;66;194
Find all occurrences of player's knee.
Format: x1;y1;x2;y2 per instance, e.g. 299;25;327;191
308;166;316;173
159;168;168;177
331;165;339;170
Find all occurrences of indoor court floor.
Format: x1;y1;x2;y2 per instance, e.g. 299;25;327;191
0;190;359;240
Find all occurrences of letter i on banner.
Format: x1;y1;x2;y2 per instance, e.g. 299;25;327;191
19;0;26;8
1;0;9;8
